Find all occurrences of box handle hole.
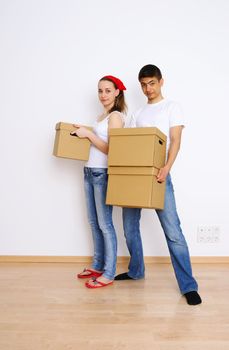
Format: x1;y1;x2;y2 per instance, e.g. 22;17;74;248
70;132;78;137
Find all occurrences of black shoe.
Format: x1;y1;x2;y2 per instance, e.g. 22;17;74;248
184;291;202;305
114;272;134;280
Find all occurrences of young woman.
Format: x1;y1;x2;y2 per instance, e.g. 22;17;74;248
71;75;127;288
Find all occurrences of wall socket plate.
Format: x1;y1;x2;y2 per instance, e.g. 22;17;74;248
197;226;220;243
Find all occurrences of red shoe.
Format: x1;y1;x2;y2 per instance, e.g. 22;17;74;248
77;268;103;279
85;278;113;289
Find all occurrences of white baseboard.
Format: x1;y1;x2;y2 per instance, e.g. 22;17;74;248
0;255;228;263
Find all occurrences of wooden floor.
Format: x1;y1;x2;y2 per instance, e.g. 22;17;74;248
0;262;229;350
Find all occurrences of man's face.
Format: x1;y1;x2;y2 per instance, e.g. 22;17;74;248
140;77;163;102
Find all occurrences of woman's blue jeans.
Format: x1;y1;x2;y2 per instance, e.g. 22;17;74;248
84;167;117;280
122;174;198;294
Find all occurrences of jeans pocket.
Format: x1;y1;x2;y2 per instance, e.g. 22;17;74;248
92;172;103;177
93;173;108;187
91;169;107;176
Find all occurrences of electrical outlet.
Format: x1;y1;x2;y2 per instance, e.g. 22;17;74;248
197;226;220;243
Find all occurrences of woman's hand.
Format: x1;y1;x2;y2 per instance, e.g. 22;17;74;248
75;126;91;138
73;124;81;128
71;125;91;139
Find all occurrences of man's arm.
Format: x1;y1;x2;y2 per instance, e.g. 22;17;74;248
157;125;183;182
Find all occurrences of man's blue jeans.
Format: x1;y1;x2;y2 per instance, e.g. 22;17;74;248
122;174;198;294
84;167;117;280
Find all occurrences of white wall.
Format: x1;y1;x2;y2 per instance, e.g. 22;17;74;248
1;0;228;256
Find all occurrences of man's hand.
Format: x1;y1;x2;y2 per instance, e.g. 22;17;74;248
157;126;184;182
157;165;170;183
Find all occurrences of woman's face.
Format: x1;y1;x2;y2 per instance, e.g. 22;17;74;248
98;80;119;109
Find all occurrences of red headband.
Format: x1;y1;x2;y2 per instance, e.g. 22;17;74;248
102;75;126;91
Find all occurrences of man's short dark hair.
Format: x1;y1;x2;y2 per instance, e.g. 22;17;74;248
138;64;162;81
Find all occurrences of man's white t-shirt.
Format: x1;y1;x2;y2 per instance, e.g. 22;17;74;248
131;98;185;153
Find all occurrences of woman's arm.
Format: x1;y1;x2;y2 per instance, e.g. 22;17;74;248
72;112;124;155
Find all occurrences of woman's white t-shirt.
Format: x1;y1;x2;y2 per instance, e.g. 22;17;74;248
86;111;124;168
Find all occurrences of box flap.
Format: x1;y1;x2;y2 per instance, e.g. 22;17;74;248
55;122;73;131
109;127;167;142
108;166;159;176
55;122;92;132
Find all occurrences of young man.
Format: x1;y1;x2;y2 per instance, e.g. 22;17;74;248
115;64;202;305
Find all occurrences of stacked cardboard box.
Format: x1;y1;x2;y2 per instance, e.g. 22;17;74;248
106;127;167;209
53;122;92;161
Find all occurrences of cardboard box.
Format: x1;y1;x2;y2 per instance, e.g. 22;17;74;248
108;127;166;168
106;166;165;209
53;122;92;161
106;127;167;209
